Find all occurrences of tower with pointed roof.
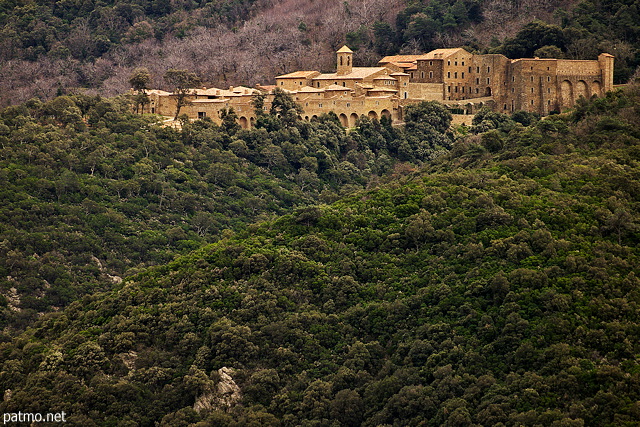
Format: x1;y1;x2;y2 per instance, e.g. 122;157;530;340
337;45;353;76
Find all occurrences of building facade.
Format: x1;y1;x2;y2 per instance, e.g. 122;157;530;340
146;46;614;128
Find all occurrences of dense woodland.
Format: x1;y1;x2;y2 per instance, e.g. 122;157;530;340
0;83;638;424
0;92;452;332
1;0;639;106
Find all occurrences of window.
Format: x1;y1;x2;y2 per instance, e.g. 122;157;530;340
447;72;451;78
429;61;433;66
346;103;350;107
455;61;458;66
512;76;515;82
548;88;551;93
448;86;451;93
469;66;472;73
421;71;424;78
198;112;206;118
462;72;465;78
300;81;303;85
342;82;346;87
547;67;550;70
410;72;414;78
487;66;491;72
476;78;480;84
547;76;550;82
476;66;480;73
429;71;433;79
454;72;458;78
531;87;534;93
475;88;479;94
317;82;320;87
280;82;283;85
504;104;507;110
531;100;534;105
462;61;465;66
487;78;490;84
511;88;515;93
318;103;322;107
531;76;534;82
455;86;458;93
404;82;407;86
404;92;408;99
448;61;451;66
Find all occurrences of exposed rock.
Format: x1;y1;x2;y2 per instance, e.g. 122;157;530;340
194;367;242;413
92;255;123;284
120;351;138;372
107;274;123;284
4;287;21;312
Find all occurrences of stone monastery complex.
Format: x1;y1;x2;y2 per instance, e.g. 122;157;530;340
147;46;614;128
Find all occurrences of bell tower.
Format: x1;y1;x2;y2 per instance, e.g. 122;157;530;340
337;45;353;76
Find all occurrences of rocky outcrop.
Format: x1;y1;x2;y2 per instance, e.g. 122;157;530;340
194;367;242;413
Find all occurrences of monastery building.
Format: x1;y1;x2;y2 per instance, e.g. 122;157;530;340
147;46;614;128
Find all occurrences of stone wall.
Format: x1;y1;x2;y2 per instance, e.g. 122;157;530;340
406;83;444;101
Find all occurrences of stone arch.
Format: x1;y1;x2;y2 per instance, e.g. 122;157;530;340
304;116;309;121
575;80;588;100
239;116;248;129
561;80;573;107
349;113;359;127
381;109;391;119
339;113;348;127
592;81;602;97
311;115;318;121
368;111;378;120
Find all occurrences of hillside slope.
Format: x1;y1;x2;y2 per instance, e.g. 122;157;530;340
1;87;639;425
3;0;639;107
0;93;453;332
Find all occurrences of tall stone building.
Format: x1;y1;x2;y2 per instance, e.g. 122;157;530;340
146;46;614;128
379;47;614;116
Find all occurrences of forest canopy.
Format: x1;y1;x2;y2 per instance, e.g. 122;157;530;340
0;84;639;425
0;94;451;332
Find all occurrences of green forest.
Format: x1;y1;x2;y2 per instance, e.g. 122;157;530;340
0;82;638;424
0;92;451;331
